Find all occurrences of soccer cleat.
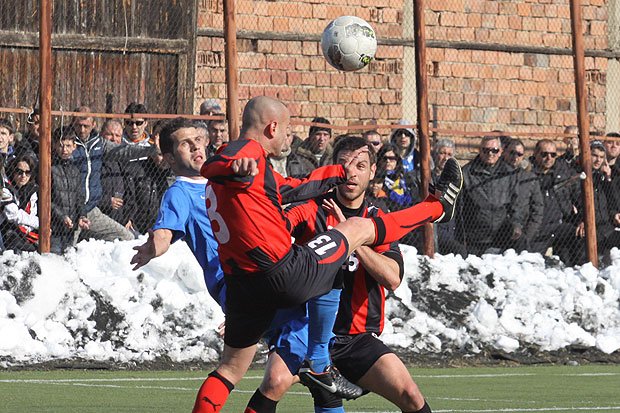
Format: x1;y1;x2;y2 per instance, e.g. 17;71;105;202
431;157;463;224
298;361;364;400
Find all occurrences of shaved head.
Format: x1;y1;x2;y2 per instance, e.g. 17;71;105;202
242;96;288;130
241;96;290;156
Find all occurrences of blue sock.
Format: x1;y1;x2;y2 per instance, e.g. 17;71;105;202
314;406;345;413
307;288;341;372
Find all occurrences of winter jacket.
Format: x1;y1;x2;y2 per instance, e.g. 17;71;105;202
73;131;156;213
51;155;85;235
124;157;172;234
457;157;527;246
269;150;317;179
516;169;545;244
294;140;333;175
98;160;131;226
0;181;39;251
531;159;580;235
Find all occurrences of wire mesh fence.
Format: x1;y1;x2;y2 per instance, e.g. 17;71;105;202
0;0;619;267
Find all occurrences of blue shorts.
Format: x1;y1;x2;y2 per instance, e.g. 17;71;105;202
265;307;310;375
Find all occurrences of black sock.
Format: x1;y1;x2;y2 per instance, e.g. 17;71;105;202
245;389;278;413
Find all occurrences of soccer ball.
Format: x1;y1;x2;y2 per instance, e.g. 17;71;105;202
320;16;377;72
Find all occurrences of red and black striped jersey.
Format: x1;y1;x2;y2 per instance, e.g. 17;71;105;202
200;139;346;275
286;191;404;336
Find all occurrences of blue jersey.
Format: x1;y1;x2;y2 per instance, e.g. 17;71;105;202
153;177;226;309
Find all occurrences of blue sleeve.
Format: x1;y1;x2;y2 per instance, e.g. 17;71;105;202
152;186;189;243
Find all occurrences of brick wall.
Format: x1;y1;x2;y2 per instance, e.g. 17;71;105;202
194;0;611;153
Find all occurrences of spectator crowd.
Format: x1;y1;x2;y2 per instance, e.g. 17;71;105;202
1;102;619;266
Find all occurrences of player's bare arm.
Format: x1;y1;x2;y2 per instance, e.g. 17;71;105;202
323;198;401;291
130;228;174;271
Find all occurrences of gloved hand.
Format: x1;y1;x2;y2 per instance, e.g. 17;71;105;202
1;187;14;204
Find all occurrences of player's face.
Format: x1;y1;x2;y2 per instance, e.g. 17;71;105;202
336;149;375;202
271;109;291;157
170;127;207;175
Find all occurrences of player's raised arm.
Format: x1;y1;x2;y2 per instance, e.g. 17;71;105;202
130;228;173;271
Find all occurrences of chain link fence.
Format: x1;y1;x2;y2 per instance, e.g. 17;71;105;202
0;0;619;266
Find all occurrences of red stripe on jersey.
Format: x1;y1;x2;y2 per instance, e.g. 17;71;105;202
287;192;402;335
317;239;347;264
201;139;345;275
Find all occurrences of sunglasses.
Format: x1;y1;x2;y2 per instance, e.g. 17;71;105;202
125;120;145;127
383;155;398;161
16;168;32;176
510;150;524;157
369;141;382;146
539;151;557;158
481;147;500;155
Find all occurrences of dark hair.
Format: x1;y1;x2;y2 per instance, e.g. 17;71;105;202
208;115;227;128
332;135;376;165
605;132;620;139
309;117;331;138
0;118;15;135
507;137;525;148
124;102;148;114
159;117;197;154
52;126;76;142
377;143;403;175
8;153;37;180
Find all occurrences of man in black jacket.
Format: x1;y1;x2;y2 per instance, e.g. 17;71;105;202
502;138;544;252
457;136;527;256
529;139;582;264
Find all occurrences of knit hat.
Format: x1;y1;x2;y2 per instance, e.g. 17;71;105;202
309;117;332;137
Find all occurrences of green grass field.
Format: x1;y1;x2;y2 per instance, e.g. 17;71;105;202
1;364;619;412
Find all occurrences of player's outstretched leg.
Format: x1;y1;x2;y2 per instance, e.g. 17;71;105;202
371;157;463;245
429;157;463;224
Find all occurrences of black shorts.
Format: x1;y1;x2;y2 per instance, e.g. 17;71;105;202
224;229;349;348
330;333;393;383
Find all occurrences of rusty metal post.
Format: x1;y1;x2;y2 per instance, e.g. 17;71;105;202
413;0;435;257
569;0;598;267
38;0;52;253
223;0;240;140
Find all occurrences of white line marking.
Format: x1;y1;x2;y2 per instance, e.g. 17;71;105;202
1;371;617;384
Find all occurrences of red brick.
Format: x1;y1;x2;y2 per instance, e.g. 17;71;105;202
295;57;310;71
287;72;302;85
316;73;331;87
301;72;316;86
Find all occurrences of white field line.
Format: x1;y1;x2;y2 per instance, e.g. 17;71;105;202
1;371;617;384
2;377;619;412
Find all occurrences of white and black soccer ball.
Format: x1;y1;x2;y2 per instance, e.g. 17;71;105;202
320;16;377;72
